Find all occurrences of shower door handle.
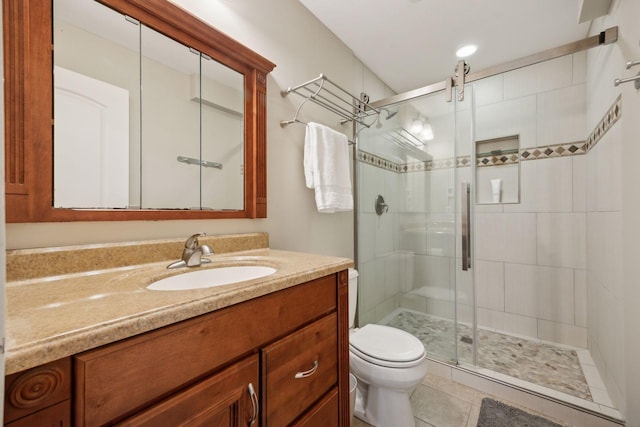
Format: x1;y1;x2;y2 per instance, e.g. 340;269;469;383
461;182;471;271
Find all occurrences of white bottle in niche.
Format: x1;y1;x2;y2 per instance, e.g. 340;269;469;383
490;179;502;203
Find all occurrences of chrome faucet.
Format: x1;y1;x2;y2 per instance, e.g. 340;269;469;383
167;233;214;269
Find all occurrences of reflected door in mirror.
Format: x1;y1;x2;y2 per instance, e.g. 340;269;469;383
54;66;129;208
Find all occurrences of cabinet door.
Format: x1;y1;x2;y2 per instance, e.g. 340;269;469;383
116;355;259;427
262;314;337;426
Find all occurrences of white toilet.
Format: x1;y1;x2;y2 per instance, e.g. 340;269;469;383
348;268;428;427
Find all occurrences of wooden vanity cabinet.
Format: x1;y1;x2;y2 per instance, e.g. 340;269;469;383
72;270;350;426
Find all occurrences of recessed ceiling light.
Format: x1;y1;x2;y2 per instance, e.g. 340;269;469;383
456;44;477;58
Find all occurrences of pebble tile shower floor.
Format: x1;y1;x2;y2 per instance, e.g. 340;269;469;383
385;310;592;401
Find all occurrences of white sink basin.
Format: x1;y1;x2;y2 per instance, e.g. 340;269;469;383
147;266;277;291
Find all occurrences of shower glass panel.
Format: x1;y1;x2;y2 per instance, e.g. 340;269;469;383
454;84;477;367
356;89;459;363
467;53;594;402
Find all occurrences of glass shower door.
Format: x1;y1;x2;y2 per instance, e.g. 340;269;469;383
356;89;460;363
453;84;477;367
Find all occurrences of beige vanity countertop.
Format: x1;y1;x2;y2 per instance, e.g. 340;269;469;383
5;248;353;375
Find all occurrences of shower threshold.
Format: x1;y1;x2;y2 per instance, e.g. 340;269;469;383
380;308;623;422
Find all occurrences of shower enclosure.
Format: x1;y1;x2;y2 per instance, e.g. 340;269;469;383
355;31;617;410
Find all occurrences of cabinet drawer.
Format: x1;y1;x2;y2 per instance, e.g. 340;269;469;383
292;389;338;427
262;314;337;426
116;355;259;427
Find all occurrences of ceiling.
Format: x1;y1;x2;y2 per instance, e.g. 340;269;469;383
298;0;596;95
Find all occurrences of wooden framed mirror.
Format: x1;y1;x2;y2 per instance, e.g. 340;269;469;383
4;0;275;222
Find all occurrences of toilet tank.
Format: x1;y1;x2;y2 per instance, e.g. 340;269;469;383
348;268;359;328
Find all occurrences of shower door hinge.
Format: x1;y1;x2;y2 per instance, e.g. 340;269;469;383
454;60;468;101
445;77;454;102
355;92;370;115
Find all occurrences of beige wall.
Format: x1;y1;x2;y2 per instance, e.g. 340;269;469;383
587;0;640;423
6;0;394;258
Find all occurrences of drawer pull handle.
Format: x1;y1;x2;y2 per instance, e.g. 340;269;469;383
247;382;259;426
295;360;319;379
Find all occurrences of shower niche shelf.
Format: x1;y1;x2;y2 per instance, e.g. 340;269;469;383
475;135;520;205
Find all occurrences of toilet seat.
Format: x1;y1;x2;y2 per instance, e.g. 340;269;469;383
350;324;426;368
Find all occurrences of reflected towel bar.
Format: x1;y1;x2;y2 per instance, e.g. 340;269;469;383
177;156;223;169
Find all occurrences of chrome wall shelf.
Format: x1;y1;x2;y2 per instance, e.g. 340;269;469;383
280;74;380;128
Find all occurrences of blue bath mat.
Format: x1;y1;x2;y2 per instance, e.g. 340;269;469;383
477;398;563;427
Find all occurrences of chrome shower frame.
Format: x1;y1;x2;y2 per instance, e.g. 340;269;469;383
369;27;617;109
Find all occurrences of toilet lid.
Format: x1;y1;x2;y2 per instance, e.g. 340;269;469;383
350;324;425;368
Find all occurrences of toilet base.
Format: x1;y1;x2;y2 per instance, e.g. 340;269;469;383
353;384;416;427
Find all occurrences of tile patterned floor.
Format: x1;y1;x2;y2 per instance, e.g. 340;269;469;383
385;310;592;401
352;373;573;427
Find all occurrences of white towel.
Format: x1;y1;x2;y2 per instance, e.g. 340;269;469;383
304;122;353;213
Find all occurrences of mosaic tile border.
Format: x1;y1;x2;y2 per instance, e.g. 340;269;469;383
358;149;474;173
360;142;585;173
520;141;587;161
586;94;621;151
359;96;621;174
361;140;587;173
476;153;519;167
357;150;403;172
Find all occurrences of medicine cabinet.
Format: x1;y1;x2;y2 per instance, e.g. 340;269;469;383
4;0;275;222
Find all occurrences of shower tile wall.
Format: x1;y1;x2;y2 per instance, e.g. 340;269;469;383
357;161;407;326
585;95;624;409
465;52;589;348
358;52;591;349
